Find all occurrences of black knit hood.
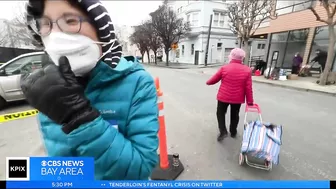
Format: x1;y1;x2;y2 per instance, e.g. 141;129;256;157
26;0;122;68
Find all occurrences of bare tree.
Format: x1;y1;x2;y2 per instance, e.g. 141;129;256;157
139;21;162;65
226;0;276;65
150;2;190;66
130;26;150;63
0;3;41;49
309;0;336;85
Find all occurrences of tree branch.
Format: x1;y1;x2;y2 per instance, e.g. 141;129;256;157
226;0;273;40
149;3;190;64
309;7;329;24
330;2;336;16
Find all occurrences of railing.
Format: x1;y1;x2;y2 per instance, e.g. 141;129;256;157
275;0;314;16
249;55;264;68
253;19;271;29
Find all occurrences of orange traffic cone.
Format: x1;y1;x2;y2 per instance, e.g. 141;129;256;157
151;77;184;180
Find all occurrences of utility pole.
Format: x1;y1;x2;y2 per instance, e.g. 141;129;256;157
204;14;213;67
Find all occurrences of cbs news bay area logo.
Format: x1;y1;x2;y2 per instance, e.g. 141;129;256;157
6;157;84;180
41;160;84;176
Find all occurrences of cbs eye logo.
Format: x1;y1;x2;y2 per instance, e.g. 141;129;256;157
6;157;30;180
41;160;47;166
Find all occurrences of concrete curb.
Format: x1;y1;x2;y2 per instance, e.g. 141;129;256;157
145;64;336;96
252;79;336;97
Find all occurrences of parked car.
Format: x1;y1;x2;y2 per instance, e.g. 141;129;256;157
0;51;51;109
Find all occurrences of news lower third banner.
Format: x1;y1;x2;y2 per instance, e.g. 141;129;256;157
6;157;94;181
5;157;333;188
5;180;332;188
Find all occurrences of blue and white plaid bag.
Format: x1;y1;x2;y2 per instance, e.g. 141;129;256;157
241;121;283;164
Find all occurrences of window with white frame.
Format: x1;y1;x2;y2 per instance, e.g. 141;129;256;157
217;43;222;49
186;12;200;27
213;13;219;27
177;6;183;14
192;12;199;26
213;12;225;27
257;43;266;49
187;14;191;24
182;45;185;56
219;13;225;27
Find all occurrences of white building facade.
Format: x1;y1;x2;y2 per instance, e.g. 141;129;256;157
168;0;236;65
114;25;136;56
115;24;158;63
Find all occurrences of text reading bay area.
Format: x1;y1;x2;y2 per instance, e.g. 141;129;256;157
40;160;84;176
110;182;223;188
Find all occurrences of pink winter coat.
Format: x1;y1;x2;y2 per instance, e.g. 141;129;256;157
206;60;254;104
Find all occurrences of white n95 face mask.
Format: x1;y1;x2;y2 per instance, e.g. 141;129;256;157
42;32;105;76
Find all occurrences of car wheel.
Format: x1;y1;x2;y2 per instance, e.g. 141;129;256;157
0;96;7;110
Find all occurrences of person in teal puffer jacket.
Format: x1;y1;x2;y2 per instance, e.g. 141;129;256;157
20;0;159;180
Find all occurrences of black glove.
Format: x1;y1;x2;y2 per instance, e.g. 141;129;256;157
20;56;100;134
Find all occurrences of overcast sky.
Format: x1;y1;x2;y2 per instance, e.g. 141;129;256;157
0;1;162;26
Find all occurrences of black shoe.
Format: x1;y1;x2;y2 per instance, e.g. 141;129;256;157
217;133;228;141
230;133;237;138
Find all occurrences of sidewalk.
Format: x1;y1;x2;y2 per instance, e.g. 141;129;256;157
252;76;336;96
182;67;336;96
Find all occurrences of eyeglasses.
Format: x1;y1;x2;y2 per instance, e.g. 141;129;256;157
29;14;91;37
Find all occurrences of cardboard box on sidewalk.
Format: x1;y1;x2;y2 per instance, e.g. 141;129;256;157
287;74;299;80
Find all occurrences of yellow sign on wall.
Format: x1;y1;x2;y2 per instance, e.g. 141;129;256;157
171;43;178;50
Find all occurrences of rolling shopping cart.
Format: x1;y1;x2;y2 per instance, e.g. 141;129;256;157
238;104;283;171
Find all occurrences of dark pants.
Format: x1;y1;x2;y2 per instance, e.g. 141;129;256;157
216;101;241;136
291;65;300;74
320;63;325;72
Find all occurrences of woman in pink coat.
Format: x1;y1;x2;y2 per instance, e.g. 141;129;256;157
206;48;254;141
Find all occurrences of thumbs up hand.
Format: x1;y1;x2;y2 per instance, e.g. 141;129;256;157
20;56;99;134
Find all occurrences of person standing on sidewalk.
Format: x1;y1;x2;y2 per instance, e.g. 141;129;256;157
311;49;327;72
292;52;303;74
206;48;254;141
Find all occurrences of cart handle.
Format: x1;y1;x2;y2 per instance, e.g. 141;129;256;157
245;104;261;114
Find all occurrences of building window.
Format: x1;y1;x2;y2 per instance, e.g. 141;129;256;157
276;0;313;15
186;12;200;27
191;44;194;55
182;45;185;56
213;12;225;27
213;13;219;27
217;43;222;49
177;6;183;14
268;29;309;68
257;43;265;49
192;12;199;26
309;26;336;71
219;13;225;27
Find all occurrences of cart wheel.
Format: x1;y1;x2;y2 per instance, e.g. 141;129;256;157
265;161;272;171
268;163;273;171
238;153;245;165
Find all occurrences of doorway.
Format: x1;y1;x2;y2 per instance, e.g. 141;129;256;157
194;50;199;65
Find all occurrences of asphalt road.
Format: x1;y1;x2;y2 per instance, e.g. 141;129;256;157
0;66;335;180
